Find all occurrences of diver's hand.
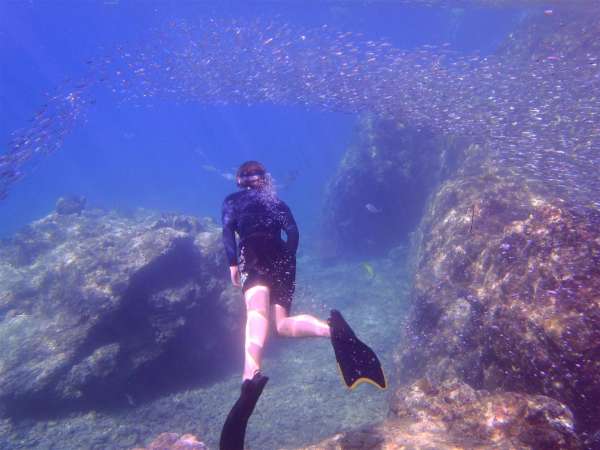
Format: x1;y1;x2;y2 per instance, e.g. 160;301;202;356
229;265;241;287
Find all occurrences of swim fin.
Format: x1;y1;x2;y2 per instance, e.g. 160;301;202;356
219;371;269;450
328;309;387;390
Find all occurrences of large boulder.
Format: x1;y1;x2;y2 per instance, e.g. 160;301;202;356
0;209;243;418
320;116;464;258
294;378;580;450
398;151;600;435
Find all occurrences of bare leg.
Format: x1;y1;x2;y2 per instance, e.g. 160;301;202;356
273;304;331;338
243;285;270;381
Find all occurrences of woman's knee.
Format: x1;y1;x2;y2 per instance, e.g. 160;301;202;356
272;305;289;335
274;318;288;336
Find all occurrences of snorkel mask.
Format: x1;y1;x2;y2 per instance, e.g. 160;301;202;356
236;161;267;189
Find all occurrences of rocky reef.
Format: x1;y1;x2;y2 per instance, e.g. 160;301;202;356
1;191;595;449
307;6;600;447
320;116;464;258
397;147;600;440
0;209;242;419
312;112;598;448
293;378;580;450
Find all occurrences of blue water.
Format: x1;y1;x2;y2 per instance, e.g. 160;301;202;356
0;1;521;237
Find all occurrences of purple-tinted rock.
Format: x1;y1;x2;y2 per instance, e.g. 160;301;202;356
132;432;207;450
294;379;580;450
398;155;600;435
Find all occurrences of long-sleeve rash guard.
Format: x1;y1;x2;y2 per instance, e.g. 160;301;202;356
221;188;299;266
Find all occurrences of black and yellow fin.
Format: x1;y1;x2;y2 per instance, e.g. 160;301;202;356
220;372;269;450
329;309;387;390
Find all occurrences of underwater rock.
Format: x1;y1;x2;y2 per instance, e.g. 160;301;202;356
0;210;241;418
295;378;580;450
398;151;600;435
57;343;121;400
152;213;207;234
55;195;86;215
389;379;580;449
321;116;464;257
132;432;207;450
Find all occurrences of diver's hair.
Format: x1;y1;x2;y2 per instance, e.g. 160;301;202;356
237;160;267;189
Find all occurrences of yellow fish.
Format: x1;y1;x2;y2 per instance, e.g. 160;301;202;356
362;262;375;279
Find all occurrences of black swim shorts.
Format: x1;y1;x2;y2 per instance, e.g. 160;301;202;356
239;234;296;313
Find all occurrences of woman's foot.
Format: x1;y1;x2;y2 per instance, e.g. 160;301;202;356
220;372;269;450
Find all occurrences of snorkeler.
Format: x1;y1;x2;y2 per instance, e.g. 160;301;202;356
219;161;386;450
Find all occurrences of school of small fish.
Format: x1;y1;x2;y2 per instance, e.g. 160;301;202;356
1;3;599;212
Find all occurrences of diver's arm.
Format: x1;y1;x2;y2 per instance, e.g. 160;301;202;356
221;196;239;267
228;265;241;287
280;202;299;254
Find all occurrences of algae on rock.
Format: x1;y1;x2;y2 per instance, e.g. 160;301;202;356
0;209;242;418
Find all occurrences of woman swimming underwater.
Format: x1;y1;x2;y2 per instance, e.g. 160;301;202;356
219;161;386;450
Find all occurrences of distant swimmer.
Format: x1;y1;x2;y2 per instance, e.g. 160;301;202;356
219;161;386;450
365;202;382;213
362;262;375;279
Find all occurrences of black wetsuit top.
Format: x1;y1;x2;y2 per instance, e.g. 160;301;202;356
221;188;299;266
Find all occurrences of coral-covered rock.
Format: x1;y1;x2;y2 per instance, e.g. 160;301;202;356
295;379;580;450
390;379;580;449
321;116;463;257
132;432;207;450
398;152;600;434
0;209;242;418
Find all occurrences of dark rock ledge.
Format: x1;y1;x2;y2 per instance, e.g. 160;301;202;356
320;117;465;258
0;209;243;419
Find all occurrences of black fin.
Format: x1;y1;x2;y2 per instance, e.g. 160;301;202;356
328;309;387;390
219;372;269;450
